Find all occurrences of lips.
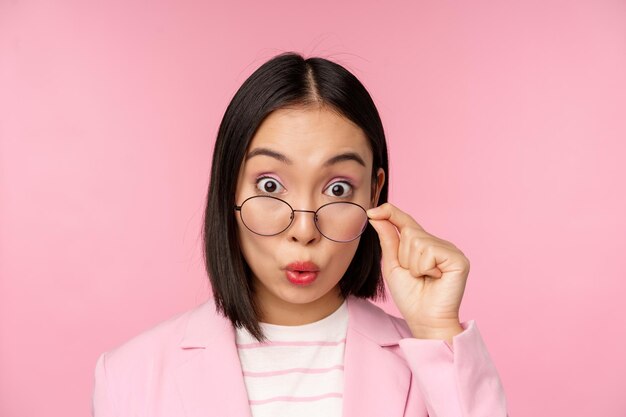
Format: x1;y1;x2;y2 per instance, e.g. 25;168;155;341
285;261;320;272
285;270;318;286
285;261;320;286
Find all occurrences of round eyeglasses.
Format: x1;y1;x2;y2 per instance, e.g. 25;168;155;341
234;195;369;243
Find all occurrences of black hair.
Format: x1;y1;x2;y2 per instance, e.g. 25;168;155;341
202;51;389;342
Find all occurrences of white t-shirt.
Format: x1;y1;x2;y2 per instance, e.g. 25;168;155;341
235;299;349;417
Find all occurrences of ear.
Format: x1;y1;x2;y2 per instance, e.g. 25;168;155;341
370;167;385;208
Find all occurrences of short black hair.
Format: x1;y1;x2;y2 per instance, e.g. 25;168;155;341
202;52;389;342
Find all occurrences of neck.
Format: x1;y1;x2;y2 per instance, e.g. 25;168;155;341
255;286;345;326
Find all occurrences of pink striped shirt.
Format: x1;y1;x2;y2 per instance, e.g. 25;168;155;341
235;300;349;417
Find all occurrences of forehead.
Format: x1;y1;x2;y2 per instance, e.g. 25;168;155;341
245;106;372;166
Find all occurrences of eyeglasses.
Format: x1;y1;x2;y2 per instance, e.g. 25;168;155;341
234;195;369;243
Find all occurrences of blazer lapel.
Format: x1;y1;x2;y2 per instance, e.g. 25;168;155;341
343;296;412;417
173;295;410;417
174;298;253;417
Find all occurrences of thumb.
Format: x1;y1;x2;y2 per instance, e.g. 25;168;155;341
368;218;400;278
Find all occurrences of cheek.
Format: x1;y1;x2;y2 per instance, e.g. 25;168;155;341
327;239;361;276
344;241;361;264
236;217;277;271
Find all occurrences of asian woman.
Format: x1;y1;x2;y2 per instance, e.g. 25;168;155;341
92;51;509;417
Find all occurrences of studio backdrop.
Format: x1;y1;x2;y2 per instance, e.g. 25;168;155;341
1;1;625;416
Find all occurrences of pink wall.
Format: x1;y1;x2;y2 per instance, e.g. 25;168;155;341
2;0;625;415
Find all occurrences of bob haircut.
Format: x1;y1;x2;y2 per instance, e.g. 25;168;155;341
202;51;390;342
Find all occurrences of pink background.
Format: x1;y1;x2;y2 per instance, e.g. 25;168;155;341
1;1;625;416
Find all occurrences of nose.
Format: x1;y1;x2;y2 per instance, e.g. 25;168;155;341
286;208;321;244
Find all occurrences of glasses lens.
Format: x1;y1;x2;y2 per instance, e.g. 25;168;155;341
240;196;292;236
316;202;368;242
239;196;368;242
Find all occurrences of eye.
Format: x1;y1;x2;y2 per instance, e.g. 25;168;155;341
324;180;353;198
255;176;285;194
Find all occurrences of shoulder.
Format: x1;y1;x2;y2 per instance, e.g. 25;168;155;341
347;296;414;342
386;312;413;338
95;299;213;376
92;299;225;412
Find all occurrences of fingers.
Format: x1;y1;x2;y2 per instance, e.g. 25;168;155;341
403;236;444;279
417;245;444;279
368;202;461;280
366;202;425;233
367;218;400;277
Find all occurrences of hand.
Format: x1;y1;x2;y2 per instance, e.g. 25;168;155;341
366;202;469;341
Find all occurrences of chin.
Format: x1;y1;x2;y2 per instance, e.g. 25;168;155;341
267;278;333;304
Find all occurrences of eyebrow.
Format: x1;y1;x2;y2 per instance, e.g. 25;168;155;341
245;147;366;168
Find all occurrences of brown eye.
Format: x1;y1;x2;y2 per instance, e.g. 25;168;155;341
256;177;284;194
324;181;353;198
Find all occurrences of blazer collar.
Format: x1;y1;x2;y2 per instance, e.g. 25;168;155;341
178;295;407;348
175;295;411;417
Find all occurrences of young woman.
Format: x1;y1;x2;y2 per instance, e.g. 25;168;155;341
92;52;509;417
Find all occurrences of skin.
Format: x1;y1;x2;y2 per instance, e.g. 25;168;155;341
235;105;469;346
367;205;468;345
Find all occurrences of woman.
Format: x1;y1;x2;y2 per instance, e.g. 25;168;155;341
92;52;509;417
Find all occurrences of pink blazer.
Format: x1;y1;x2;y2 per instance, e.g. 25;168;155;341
92;295;508;416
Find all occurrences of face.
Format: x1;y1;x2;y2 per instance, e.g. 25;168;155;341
234;106;385;325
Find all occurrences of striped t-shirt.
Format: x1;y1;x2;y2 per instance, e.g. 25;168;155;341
235;299;348;417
